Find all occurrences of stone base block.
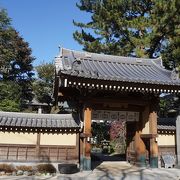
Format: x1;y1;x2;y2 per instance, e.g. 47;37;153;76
80;155;91;171
150;157;158;168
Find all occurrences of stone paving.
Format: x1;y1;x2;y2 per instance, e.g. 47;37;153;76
0;162;180;180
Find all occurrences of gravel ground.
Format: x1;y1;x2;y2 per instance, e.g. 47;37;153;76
0;162;180;180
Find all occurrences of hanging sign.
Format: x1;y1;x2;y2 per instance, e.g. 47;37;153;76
92;110;139;122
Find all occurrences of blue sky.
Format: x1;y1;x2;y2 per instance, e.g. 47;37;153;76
0;0;90;66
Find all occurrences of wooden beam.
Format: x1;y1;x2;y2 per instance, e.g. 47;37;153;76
82;106;92;170
84;107;91;157
149;112;157;135
134;118;146;166
149;99;158;168
84;98;149;106
76;133;80;163
92;104;145;112
36;133;41;160
54;76;60;106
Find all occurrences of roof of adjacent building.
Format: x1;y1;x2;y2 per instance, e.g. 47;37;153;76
0;111;176;133
27;98;49;106
55;48;180;89
0;111;80;133
157;117;176;130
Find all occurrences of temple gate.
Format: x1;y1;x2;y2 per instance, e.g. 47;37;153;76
54;48;180;170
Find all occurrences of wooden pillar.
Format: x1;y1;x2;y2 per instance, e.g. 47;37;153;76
76;133;79;159
36;133;41;160
176;115;180;166
149;98;158;168
134;116;146;166
80;106;92;171
79;137;83;170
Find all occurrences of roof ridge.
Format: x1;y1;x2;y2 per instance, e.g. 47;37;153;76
0;111;73;118
61;47;159;61
151;58;171;74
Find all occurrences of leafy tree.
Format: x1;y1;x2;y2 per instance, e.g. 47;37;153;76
73;0;179;63
110;120;126;153
159;94;180;117
0;81;21;111
0;9;34;111
33;62;54;107
162;36;180;69
91;121;110;144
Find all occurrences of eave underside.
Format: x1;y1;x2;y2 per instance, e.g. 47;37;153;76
58;74;180;94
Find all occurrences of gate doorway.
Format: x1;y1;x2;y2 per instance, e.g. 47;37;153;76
91;110;139;169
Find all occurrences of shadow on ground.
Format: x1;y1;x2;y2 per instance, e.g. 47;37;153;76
91;153;126;170
95;165;146;180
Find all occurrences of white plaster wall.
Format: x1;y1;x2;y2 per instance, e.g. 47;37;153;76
142;121;150;134
0;132;37;144
0;132;77;146
40;134;76;146
157;134;175;146
141;106;150;134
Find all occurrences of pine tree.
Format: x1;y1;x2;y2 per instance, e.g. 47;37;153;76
73;0;180;62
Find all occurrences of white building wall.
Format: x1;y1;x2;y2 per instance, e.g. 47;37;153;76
0;132;76;146
40;134;76;146
0;132;37;144
157;134;175;146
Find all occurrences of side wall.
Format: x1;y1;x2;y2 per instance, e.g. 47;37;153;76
0;132;78;162
157;133;176;156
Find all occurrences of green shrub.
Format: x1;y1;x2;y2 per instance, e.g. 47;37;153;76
0;164;15;173
36;164;56;173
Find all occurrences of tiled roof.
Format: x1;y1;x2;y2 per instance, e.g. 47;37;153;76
55;48;180;88
0;112;80;132
158;118;176;130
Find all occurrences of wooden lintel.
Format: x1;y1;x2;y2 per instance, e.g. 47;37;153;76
85;98;149;106
140;134;158;139
92;104;145;112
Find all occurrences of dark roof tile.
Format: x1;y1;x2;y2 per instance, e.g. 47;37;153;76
158;118;176;130
55;48;180;87
0;112;80;130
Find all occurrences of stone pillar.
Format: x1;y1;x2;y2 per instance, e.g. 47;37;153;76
176;115;180;166
149;109;158;168
80;106;92;171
